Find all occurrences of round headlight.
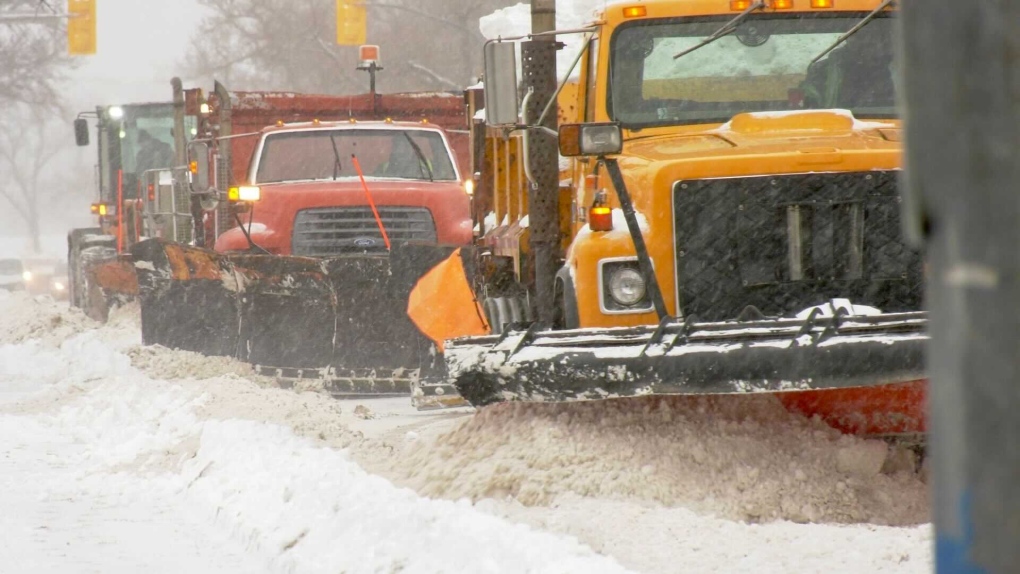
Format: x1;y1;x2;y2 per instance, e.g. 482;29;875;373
608;267;646;306
22;270;32;282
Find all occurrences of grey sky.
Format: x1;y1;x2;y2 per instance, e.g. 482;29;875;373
68;0;208;109
0;0;208;257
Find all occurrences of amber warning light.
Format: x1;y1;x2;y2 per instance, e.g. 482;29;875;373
359;45;380;66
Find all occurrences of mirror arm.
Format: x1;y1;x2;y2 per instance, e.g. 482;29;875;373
534;34;593;128
522;34;593;187
488;27;597;44
522;88;537;186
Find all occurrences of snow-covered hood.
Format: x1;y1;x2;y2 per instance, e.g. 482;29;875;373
621;110;900;165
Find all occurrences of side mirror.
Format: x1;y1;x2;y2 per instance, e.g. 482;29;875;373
74;118;89;146
189;141;211;193
559;123;623;157
483;41;519;127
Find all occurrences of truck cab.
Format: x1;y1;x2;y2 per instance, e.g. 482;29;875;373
559;0;914;329
215;120;473;255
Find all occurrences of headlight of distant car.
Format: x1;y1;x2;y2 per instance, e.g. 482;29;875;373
22;270;32;282
52;281;65;291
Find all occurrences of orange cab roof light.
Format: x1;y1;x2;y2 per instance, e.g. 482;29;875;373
772;0;793;9
730;0;752;10
359;44;380;63
811;0;834;7
589;206;613;232
622;6;646;18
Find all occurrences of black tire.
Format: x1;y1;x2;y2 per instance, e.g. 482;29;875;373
482;297;501;334
494;297;512;333
554;267;580;330
67;227;103;309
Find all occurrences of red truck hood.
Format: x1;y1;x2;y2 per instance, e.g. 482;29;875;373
216;178;473;254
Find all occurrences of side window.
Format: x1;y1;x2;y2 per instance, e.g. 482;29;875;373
585;37;600;122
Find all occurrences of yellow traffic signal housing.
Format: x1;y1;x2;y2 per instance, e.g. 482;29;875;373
336;1;367;46
68;0;97;56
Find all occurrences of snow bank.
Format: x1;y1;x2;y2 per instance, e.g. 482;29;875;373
376;397;928;525
0;291;96;346
487;495;933;574
17;364;629;573
2;290;932;572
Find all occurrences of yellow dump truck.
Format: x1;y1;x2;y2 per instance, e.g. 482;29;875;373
412;0;928;440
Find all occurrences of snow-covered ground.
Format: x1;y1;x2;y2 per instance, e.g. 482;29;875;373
0;292;933;572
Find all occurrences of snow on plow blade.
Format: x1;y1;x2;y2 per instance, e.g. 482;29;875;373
446;312;928;434
131;238;452;395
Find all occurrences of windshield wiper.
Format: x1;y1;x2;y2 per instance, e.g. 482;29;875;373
810;0;895;64
403;132;433;182
673;0;765;60
328;133;343;180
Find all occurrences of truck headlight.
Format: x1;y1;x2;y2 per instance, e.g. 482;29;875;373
22;270;32;282
608;267;646;306
228;185;261;202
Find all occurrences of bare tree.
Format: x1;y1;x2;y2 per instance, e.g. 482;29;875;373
0;3;78;253
0;105;65;253
184;0;513;94
0;1;73;108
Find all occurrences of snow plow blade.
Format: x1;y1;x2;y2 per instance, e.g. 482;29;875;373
445;312;928;435
131;238;452;395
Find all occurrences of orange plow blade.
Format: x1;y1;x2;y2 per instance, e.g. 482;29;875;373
777;379;927;437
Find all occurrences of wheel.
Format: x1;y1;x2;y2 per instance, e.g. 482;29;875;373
554;269;580;330
494;297;512;333
507;296;525;326
67;228;103;309
483;297;501;334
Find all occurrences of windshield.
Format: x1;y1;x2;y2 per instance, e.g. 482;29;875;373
609;13;897;128
101;103;191;201
255;129;458;184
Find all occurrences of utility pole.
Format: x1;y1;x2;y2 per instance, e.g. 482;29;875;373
901;3;1020;572
524;0;560;325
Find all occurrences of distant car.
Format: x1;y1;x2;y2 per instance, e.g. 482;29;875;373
20;256;60;296
50;261;69;300
0;258;26;291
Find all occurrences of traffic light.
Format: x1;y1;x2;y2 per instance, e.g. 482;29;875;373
68;0;97;56
336;0;367;46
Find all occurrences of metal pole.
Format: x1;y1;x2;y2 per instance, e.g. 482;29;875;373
901;2;1020;572
524;0;559;326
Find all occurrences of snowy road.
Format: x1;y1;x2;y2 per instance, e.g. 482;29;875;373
0;292;933;572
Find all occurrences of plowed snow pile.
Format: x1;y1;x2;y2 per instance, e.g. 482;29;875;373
375;396;928;526
128;345;269;382
0;292;96;345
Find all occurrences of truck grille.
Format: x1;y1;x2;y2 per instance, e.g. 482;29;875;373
292;206;437;257
673;171;922;321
